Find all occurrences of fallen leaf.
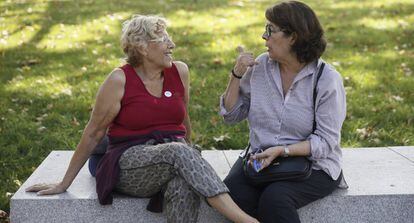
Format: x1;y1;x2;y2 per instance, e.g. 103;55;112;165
213;133;230;142
62;88;72;96
213;58;223;65
332;61;341;67
14;179;22;187
391;95;404;102
37;126;46;132
192;104;202;110
210;116;218;126
72;117;80;126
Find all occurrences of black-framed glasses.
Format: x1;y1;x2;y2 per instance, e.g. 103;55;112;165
263;24;283;39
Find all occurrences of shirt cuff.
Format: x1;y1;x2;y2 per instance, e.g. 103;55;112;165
219;94;243;117
307;134;323;159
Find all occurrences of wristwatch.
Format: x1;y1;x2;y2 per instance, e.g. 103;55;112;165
282;145;290;157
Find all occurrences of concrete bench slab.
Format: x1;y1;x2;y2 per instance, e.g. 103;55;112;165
11;147;414;223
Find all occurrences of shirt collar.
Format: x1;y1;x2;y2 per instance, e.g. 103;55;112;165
292;59;320;83
266;56;324;82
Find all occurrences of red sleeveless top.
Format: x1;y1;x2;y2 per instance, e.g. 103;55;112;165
108;63;186;137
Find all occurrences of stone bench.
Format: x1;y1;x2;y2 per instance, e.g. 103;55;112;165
11;146;414;223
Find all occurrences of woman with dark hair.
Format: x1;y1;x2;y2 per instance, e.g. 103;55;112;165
26;14;259;223
220;1;347;222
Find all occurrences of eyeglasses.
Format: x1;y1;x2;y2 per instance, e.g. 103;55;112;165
263;24;284;39
149;35;173;44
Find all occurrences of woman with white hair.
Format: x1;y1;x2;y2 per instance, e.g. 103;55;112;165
26;15;259;223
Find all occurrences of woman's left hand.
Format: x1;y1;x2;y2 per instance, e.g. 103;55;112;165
249;147;283;171
25;182;67;195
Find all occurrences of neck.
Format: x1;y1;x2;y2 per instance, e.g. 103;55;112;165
278;55;306;76
134;62;163;81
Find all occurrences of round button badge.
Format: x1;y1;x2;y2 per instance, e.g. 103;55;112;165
164;91;172;97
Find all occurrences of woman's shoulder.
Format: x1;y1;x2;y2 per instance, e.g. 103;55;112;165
318;60;344;90
320;62;343;81
172;61;189;81
255;52;270;63
104;68;126;87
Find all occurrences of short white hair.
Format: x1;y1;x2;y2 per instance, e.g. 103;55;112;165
120;15;167;66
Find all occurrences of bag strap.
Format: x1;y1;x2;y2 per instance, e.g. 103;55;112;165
312;62;325;132
243;143;251;159
245;62;325;156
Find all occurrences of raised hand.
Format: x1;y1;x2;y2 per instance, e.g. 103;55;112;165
233;46;259;77
25;182;67;195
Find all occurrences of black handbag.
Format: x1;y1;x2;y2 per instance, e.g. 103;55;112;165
243;62;325;186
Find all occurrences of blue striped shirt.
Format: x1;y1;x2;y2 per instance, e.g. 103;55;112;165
220;53;346;180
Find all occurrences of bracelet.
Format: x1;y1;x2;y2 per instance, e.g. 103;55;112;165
231;69;243;79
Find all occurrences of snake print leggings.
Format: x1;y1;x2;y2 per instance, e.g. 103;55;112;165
115;141;229;223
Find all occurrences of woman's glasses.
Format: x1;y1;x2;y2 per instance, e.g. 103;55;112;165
263;24;284;39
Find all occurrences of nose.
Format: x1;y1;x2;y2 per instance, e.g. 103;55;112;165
169;40;175;49
262;32;269;41
168;38;175;49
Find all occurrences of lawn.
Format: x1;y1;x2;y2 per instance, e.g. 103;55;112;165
0;0;413;216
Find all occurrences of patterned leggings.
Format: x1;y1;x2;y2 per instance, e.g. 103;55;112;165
115;141;229;223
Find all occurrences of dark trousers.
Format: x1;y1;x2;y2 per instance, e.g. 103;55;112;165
224;158;341;223
88;136;109;177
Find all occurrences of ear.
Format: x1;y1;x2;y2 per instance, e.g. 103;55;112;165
289;32;297;46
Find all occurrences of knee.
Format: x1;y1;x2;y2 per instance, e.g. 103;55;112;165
168;143;202;168
223;158;244;188
223;167;240;196
176;142;198;154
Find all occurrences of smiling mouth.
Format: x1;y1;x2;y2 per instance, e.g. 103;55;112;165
164;52;173;60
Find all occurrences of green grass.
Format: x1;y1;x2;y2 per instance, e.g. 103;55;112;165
1;0;413;216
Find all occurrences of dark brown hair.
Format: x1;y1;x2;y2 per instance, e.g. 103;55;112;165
265;1;326;63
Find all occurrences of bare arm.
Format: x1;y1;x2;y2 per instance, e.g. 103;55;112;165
26;69;125;195
174;61;192;144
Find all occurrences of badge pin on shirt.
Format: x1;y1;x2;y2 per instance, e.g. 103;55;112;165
164;91;172;97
